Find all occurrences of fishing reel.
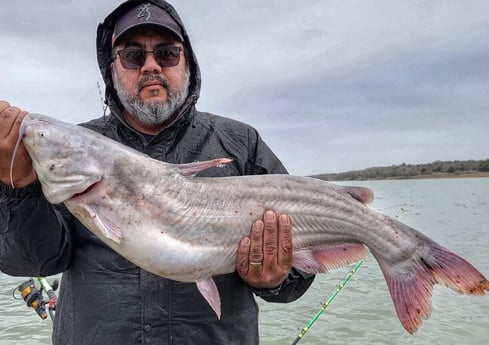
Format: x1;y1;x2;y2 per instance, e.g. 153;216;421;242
14;277;59;320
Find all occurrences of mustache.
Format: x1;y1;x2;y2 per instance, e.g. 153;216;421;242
137;75;170;93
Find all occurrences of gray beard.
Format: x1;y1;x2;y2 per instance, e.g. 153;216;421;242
113;68;190;127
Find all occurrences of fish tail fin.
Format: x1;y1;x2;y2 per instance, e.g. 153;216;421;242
377;227;489;334
426;244;489;295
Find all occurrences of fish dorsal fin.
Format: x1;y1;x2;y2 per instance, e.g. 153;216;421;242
343;186;374;204
174;158;232;177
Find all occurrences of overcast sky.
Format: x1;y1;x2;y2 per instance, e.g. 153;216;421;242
1;0;488;175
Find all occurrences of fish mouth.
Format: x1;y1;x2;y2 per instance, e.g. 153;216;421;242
69;179;101;200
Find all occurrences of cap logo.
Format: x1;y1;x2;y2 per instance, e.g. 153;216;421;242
137;3;151;21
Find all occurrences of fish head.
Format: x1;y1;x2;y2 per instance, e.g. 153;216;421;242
21;113;104;204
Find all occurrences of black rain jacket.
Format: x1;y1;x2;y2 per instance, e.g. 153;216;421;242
0;1;314;344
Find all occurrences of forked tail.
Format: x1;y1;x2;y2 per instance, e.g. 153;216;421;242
376;225;489;333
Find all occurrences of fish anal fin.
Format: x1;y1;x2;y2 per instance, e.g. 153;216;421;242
175;158;233;177
86;205;123;244
292;243;368;273
196;278;222;319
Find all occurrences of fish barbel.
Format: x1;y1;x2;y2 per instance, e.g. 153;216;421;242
16;113;489;334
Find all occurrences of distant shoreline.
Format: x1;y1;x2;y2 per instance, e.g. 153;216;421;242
382;171;489;180
323;171;489;182
313;159;489;181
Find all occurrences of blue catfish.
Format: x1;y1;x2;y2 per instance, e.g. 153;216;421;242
14;113;489;334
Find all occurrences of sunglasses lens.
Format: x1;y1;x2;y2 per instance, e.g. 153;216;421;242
119;49;146;69
154;47;181;67
117;47;181;69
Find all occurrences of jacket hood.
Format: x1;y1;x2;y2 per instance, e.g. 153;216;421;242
96;0;201;125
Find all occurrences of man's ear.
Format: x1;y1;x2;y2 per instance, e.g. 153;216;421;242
110;62;114;80
110;61;120;89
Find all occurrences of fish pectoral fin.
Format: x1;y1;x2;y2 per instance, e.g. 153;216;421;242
196;278;221;319
174;158;233;177
292;243;368;273
86;205;123;244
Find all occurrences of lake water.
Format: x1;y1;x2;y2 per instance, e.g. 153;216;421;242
1;178;488;344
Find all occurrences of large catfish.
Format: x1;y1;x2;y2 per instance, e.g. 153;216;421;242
14;113;488;334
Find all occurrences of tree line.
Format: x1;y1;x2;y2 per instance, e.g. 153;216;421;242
313;159;489;181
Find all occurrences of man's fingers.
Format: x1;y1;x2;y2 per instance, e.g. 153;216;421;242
236;211;293;289
249;220;264;269
262;210;279;271
0;100;10;113
236;237;251;277
277;214;293;269
0;103;33;187
0;104;19;138
0;104;28;139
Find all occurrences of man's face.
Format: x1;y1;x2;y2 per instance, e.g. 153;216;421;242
111;28;189;133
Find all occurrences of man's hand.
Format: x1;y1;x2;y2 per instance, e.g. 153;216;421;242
0;101;36;187
236;210;293;289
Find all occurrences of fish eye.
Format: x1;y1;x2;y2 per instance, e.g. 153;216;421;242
39;131;47;138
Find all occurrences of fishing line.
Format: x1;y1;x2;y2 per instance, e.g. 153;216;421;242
381;204;407;218
378;203;407;211
97;82;109;116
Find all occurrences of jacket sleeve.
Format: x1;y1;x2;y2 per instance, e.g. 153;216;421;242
246;129;288;176
247;129;316;302
0;181;73;277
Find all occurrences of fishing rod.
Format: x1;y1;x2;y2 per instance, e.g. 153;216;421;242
13;277;59;320
290;258;365;345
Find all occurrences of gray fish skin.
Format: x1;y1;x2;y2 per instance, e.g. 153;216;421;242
18;113;489;334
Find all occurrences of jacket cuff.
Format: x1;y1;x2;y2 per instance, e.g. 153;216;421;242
251;268;312;297
0;181;42;199
251;282;284;297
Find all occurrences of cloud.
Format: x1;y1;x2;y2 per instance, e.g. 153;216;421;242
2;0;489;175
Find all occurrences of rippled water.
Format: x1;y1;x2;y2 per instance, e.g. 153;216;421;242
1;178;488;344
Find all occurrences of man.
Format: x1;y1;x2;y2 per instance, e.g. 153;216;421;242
0;1;314;344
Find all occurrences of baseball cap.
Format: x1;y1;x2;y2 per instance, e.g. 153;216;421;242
112;2;183;45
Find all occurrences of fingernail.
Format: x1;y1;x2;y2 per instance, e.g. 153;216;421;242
265;210;275;221
241;237;250;245
279;214;290;225
253;221;264;231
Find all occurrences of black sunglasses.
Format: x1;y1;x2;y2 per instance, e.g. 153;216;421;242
115;46;183;70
